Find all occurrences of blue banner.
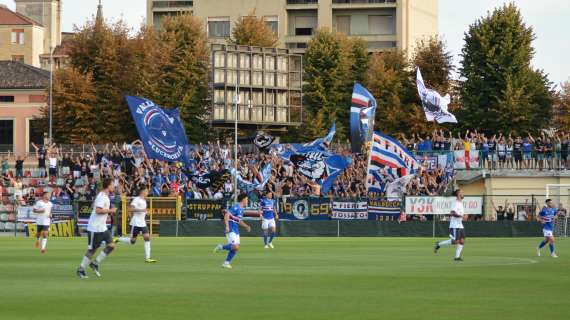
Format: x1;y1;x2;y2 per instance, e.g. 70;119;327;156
126;95;190;164
350;83;377;153
279;197;331;220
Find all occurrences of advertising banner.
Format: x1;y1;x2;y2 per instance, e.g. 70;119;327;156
186;199;225;219
367;199;401;221
405;196;483;215
279;197;331;220
331;200;368;220
26;220;76;237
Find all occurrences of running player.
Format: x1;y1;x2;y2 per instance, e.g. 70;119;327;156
537;199;560;258
116;186;157;263
76;178;117;279
213;193;251;269
33;192;53;253
259;191;277;249
434;189;466;261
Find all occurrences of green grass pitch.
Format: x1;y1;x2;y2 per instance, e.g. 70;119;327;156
0;237;568;320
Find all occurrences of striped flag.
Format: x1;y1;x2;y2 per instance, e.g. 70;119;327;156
350;83;377;153
367;132;420;194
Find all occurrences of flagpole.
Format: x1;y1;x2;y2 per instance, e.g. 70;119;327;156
234;84;239;203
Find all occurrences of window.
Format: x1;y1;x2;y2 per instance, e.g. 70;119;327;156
239;54;250;69
0;96;15;103
252;55;263;69
277;92;288;106
264;72;275;87
214;90;225;103
277;56;288;71
11;55;24;63
264;107;275;122
251;107;263;121
265;56;275;70
252;91;263;105
335;16;351;34
208;18;230;38
239;71;250;85
0;120;14;152
294;16;317;36
11;29;25;44
252;72;263;86
368;15;394;35
227;53;237;68
214;105;225;120
277;73;288;87
264;16;278;36
214;69;225;83
265;92;275;105
28;119;44;147
276;108;288;122
214;51;225;67
227;70;237;84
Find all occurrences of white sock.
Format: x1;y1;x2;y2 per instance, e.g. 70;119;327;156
95;251;107;264
79;256;90;269
41;238;47;250
455;244;464;258
144;241;151;260
439;239;452;246
118;237;132;244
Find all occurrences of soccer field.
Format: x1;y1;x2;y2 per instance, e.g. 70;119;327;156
0;237;568;320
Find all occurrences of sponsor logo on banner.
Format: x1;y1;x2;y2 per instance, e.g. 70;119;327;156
331;200;368;220
367;199;401;221
186;199;225;219
280;197;330;220
405;196;482;215
27;220;75;237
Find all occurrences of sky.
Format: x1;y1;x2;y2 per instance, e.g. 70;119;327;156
1;0;568;86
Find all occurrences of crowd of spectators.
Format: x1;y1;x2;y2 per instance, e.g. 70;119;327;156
0;139;453;204
402;129;570;170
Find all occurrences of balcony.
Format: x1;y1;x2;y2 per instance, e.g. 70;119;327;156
152;1;193;11
286;0;318;10
332;0;397;9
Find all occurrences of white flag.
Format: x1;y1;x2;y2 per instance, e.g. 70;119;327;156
386;174;415;200
416;68;457;124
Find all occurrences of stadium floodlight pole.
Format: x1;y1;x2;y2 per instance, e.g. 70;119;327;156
49;45;53;145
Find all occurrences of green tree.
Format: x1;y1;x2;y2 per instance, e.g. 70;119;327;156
553;81;570;131
412;36;454;95
231;11;278;47
41;68;97;143
363;51;424;135
302;30;368;141
458;3;554;134
156;14;211;143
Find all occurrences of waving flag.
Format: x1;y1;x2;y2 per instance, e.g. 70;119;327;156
235;163;272;193
416;68;457;124
281;148;350;195
293;122;336;152
350;84;377;153
126;96;190;164
367;132;420;194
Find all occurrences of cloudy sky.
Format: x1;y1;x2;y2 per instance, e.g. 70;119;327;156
1;0;568;85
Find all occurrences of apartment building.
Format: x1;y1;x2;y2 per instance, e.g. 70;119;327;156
146;0;438;54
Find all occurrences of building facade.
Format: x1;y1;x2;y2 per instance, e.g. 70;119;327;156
146;0;438;54
14;0;61;54
0;61;48;155
211;44;303;129
0;4;45;66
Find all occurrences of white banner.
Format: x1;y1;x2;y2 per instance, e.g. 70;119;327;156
331;201;368;220
405;196;483;215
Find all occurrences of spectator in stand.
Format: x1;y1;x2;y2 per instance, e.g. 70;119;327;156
15;155;24;178
562;133;570;170
523;135;533;169
1;157;8;176
492;200;507;220
513;136;523;170
32;142;48;178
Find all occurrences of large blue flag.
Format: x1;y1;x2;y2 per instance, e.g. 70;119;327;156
287;122;336;155
126;95;190;164
350;83;377;153
234;163;273;193
280;147;350;195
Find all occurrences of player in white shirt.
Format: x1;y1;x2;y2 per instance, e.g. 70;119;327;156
33;192;53;253
434;189;466;261
76;178;118;279
116;186;157;263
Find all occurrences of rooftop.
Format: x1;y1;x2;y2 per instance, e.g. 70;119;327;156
0;61;50;90
0;5;43;27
